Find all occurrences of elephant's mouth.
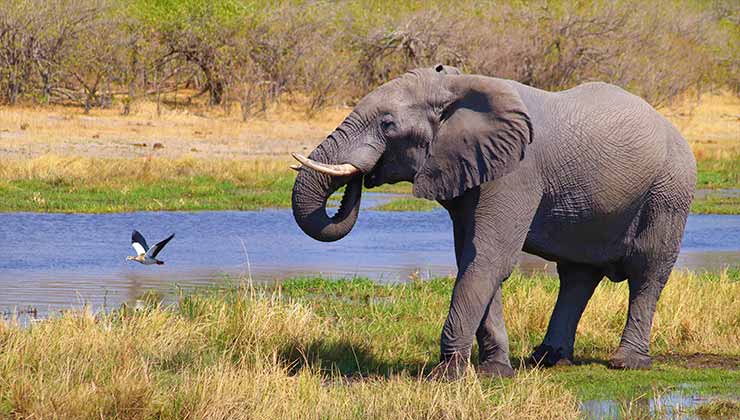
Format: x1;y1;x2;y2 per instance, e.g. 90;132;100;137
363;157;385;189
364;172;380;188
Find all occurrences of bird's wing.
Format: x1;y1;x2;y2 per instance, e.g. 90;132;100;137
147;233;175;258
131;230;149;255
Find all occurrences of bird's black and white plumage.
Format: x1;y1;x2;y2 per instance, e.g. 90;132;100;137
127;230;175;265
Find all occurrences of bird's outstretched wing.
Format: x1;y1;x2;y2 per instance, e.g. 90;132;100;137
131;230;149;256
147;233;175;258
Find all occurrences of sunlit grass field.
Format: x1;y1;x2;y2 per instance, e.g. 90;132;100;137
1;270;739;418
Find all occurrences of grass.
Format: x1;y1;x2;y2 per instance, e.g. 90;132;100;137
0;176;294;212
696;157;740;190
0;96;348;153
691;194;740;215
371;196;439;211
0;157;296;212
694;400;740;418
1;270;739;418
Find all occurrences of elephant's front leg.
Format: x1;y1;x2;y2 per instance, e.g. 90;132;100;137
445;200;512;376
436;256;515;379
476;285;515;377
434;186;537;380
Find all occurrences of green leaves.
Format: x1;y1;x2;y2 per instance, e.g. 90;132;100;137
130;0;251;32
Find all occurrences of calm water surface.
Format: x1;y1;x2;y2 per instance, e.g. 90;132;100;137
1;195;739;316
581;387;740;420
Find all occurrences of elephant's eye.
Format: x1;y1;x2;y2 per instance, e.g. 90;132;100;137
380;118;396;134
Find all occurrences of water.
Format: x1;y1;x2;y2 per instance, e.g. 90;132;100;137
1;195;739;317
581;387;740;420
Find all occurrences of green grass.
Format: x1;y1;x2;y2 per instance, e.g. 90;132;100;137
1;163;740;214
368;182;414;194
692;157;740;214
2;271;740;418
553;364;740;401
372;197;440;211
692;194;740;214
0;175;295;212
696;158;740;190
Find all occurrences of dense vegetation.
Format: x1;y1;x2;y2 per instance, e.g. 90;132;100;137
1;0;738;116
2;270;740;418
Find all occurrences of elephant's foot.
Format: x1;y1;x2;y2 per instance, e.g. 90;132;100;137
528;344;573;367
609;348;652;370
428;353;469;381
477;360;515;378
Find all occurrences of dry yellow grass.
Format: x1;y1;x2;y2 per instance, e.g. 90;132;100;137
0;95;348;161
661;90;740;161
0;155;291;184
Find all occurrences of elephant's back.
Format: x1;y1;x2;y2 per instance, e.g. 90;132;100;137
537;83;668;215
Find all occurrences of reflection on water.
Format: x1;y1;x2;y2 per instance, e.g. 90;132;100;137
1;197;739;317
581;388;740;420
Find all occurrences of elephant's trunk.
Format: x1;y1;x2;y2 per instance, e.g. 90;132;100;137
291;121;382;242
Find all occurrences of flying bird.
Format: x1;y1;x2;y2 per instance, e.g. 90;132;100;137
127;230;175;265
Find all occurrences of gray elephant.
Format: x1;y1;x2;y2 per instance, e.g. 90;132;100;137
290;65;696;378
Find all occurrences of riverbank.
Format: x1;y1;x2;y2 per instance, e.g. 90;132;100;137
1;270;738;418
1;92;738;214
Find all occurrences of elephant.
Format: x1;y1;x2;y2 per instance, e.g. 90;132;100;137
290;65;696;379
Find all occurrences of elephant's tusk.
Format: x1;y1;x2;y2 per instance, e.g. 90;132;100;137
290;153;360;177
290;164;302;171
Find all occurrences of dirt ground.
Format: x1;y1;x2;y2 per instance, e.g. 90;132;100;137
0;99;348;161
0;91;738;161
654;353;740;370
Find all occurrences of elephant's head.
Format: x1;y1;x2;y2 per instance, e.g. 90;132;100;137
291;65;533;242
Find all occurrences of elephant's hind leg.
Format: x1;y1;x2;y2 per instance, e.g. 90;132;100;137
529;262;602;366
610;205;688;369
609;262;673;369
476;285;515;377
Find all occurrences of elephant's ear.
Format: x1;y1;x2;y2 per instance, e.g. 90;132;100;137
413;75;533;201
